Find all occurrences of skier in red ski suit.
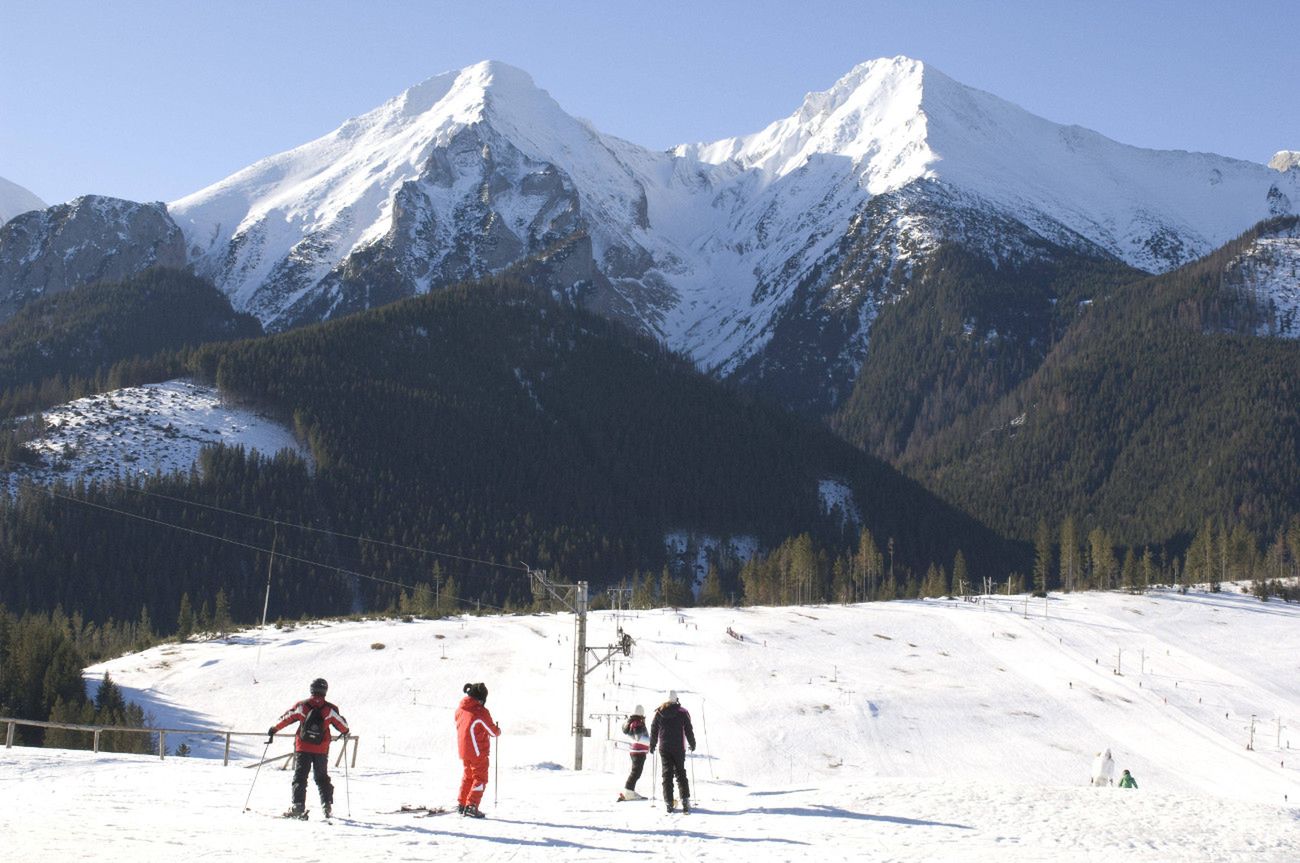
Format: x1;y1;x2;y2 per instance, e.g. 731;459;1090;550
267;677;349;818
455;681;500;818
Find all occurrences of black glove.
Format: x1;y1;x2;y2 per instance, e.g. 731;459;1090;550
689;744;696;752
266;727;276;744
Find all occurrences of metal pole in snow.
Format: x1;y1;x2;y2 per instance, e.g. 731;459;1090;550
253;527;277;683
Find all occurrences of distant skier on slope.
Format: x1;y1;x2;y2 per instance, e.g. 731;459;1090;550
1118;769;1138;789
455;682;500;819
267;677;350;819
618;705;650;801
1091;748;1115;786
649;690;696;813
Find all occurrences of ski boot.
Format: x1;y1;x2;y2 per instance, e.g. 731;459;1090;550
462;804;485;819
682;798;691;814
457;804;466;815
283;804;308;820
666;799;675;813
322;802;332;819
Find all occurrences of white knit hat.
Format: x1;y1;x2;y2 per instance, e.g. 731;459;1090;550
634;704;645;715
667;690;679;704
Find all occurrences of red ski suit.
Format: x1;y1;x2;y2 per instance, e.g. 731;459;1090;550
272;696;349;755
455;695;500;808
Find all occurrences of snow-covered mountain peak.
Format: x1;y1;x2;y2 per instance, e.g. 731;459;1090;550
688;55;935;192
1270;150;1300;172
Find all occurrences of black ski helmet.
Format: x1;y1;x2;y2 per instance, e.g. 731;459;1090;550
463;682;488;704
310;678;328;696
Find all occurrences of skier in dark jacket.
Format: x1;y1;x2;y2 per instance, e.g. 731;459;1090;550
648;690;696;812
268;677;350;819
619;704;650;801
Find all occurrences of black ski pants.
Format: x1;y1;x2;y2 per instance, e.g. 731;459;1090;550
659;750;689;803
292;752;334;806
625;752;646;791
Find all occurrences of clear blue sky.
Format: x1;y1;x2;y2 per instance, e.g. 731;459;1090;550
2;0;1296;205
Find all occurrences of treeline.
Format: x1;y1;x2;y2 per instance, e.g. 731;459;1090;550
0;447;360;633
1029;513;1300;596
0;606;150;750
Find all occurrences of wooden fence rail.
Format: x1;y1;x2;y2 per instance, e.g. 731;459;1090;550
1;716;359;767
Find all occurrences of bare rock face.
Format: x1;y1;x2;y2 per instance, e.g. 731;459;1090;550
0;195;187;322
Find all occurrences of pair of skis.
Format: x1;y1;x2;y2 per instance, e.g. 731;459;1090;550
383;804;451;818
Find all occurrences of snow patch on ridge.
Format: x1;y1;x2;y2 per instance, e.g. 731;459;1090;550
6;379;305;490
818;478;861;528
664;530;760;593
1224;223;1300;338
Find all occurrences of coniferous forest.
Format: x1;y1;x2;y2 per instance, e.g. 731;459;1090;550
2;220;1299;733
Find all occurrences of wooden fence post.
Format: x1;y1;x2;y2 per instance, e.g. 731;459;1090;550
5;721;13;748
93;729;101;753
224;733;232;766
159;731;166;760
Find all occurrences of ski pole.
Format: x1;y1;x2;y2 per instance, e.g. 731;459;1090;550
494;737;500;808
244;737;273;812
651;750;657;801
342;735;352;817
690;752;697;802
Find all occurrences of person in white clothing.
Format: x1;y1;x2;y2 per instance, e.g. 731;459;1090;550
1091;748;1115;786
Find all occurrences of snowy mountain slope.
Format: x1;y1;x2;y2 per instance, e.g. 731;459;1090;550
166;57;1297;412
1224;220;1300;338
6;379;303;489
0;175;45;226
169;61;691;333
3;590;1297;861
0;195;186;322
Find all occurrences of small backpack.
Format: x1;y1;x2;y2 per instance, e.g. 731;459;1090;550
300;704;326;745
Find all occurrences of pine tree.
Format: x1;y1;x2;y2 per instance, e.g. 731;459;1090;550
699;564;724;607
176;593;194;642
1087;528;1115;590
1120;548;1138;592
1033;519;1053;596
213;589;232;637
136;605;153;650
1058;516;1079;593
952;551;969;598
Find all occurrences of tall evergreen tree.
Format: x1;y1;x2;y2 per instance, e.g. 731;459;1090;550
1058;516;1079;593
1033;519;1053;596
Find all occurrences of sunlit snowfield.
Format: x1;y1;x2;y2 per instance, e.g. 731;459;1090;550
4;589;1298;861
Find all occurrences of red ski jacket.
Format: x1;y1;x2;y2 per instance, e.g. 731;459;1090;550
272;696;349;755
455;695;499;761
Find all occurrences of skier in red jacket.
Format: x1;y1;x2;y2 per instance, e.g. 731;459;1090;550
267;677;350;819
455;681;500;818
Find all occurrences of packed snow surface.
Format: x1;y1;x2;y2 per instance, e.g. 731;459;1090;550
8;379;303;488
3;589;1298;861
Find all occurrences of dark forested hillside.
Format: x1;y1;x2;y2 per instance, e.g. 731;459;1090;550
831;244;1140;461
0;278;1019;634
893;218;1300;545
0;267;261;416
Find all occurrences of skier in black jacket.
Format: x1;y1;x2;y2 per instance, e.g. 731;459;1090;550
648;690;696;812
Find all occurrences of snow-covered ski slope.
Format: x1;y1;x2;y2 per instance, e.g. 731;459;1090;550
4;590;1298;861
